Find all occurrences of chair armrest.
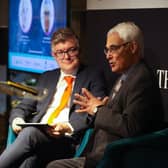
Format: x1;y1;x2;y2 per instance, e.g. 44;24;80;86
74;128;93;157
104;128;168;151
97;128;168;168
6;126;16;148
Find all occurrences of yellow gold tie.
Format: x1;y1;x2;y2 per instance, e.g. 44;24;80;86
47;76;74;124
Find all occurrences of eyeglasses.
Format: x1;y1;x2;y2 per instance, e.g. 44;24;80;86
53;47;79;59
104;42;130;55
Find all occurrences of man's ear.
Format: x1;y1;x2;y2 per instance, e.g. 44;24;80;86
130;41;138;54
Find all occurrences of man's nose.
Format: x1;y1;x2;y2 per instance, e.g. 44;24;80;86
106;52;112;59
64;52;71;59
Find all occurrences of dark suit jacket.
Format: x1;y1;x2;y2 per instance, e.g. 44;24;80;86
84;60;164;167
9;65;107;142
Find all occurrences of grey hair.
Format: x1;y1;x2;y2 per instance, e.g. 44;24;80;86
107;21;144;57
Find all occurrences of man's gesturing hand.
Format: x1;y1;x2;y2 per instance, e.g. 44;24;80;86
73;88;108;115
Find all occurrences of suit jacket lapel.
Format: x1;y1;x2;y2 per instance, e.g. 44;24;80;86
69;66;85;109
40;70;61;116
108;61;143;106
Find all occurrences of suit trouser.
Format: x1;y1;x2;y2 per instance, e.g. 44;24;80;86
46;155;100;168
0;126;75;168
46;157;86;168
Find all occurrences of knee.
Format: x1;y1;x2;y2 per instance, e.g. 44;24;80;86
18;126;41;139
46;160;58;168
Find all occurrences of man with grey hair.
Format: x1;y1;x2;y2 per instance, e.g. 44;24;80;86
0;28;107;167
47;21;163;168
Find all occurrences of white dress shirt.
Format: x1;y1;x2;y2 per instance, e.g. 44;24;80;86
41;70;76;124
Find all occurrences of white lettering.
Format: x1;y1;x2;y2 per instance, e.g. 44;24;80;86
164;70;168;89
157;69;168;89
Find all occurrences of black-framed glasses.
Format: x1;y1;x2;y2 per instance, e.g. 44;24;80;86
53;47;79;59
104;42;130;55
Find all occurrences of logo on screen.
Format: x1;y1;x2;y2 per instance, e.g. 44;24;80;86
40;0;55;35
18;0;33;33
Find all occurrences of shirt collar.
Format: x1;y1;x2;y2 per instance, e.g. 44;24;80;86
121;63;139;82
60;68;78;81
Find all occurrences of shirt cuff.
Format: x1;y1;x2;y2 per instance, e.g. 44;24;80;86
65;122;74;136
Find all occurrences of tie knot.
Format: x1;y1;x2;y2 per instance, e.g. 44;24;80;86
64;76;74;84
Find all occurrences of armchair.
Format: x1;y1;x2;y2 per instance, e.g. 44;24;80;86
97;128;168;168
7;125;168;168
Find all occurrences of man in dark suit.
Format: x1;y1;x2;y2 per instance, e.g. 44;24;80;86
0;28;107;167
46;21;164;168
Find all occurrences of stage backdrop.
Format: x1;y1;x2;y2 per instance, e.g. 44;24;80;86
81;8;168;122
